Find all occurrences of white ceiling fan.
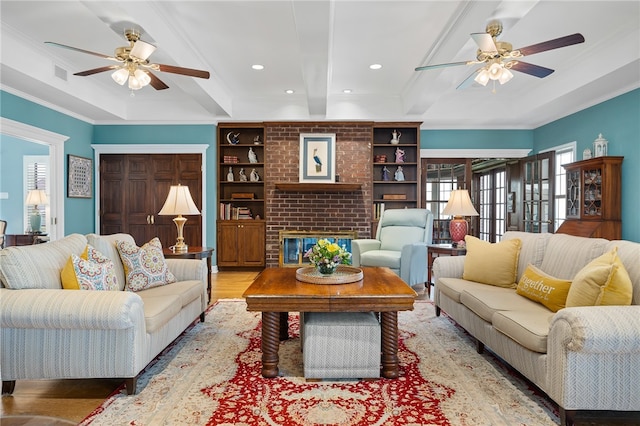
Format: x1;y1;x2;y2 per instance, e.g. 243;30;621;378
46;29;210;91
415;20;585;90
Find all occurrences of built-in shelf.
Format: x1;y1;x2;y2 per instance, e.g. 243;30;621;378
275;182;362;192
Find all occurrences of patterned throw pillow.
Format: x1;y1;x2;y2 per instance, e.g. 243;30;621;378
116;237;176;292
516;264;572;312
61;245;118;291
462;235;522;288
566;247;633;307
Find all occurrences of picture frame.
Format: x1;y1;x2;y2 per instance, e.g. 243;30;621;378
67;154;93;198
299;133;336;183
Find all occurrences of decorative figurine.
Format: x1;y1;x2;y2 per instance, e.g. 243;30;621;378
253;135;262;145
390;129;401;144
593;133;608;157
238;168;248;181
226;131;240;145
226;167;234;182
394;166;405;181
395;147;405;163
583;148;592;160
250;168;260;182
248;147;258;163
382;166;390;181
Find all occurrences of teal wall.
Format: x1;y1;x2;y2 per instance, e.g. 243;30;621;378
420;129;533;150
534;89;640;242
92;125;217;246
1;91;95;235
0;135;48;234
2;88;638;245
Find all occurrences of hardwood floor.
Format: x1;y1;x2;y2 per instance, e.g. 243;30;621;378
0;271;259;423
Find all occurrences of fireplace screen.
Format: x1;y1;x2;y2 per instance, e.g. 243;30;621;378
279;230;357;267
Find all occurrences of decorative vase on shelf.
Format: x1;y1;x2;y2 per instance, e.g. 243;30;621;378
390;129;401;145
317;264;337;275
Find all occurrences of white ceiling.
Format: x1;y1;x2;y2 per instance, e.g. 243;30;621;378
1;1;638;129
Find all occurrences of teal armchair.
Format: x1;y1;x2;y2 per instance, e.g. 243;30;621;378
352;208;433;286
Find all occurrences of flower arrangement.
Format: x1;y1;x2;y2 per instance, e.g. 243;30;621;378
304;239;352;273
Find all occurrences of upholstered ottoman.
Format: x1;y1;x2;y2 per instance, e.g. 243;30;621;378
302;311;381;379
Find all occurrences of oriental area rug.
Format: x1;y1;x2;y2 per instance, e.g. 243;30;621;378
81;299;559;425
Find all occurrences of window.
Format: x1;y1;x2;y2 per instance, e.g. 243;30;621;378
23;155;49;233
542;143;576;231
477;168;506;242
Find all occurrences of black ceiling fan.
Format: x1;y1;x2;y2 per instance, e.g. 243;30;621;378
415;21;585;89
45;29;210;91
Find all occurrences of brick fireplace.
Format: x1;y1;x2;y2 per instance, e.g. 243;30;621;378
264;122;374;267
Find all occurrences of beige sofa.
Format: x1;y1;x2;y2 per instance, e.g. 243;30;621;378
433;231;640;426
0;233;208;395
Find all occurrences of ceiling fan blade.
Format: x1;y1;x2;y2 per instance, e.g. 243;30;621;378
45;41;118;61
456;69;481;90
147;71;169;90
509;61;554;78
471;32;498;54
155;64;210;79
516;33;585;56
415;61;472;72
130;39;156;61
74;65;120;76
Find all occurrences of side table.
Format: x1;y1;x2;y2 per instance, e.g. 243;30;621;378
427;244;467;296
163;246;214;302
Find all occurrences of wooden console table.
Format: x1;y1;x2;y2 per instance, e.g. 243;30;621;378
4;233;48;247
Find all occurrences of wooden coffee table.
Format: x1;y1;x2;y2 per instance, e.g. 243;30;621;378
242;266;416;379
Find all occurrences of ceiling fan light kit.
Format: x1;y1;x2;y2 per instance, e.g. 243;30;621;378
416;20;584;91
45;29;210;93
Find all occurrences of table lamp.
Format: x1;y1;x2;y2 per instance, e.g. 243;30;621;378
442;189;478;246
158;184;201;253
25;189;49;233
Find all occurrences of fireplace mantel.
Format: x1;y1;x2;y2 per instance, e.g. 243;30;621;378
274;182;362;192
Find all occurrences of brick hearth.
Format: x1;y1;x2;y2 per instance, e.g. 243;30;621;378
264;122;374;267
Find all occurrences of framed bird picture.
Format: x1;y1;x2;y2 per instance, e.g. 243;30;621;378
299;133;336;183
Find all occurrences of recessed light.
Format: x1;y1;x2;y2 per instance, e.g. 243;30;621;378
285;89;295;94
343;89;352;94
252;64;264;70
369;64;382;70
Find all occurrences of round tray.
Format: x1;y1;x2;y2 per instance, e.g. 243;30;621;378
296;265;364;284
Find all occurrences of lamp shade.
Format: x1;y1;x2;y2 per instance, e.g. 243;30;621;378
442;189;478;217
25;189;49;206
159;185;200;216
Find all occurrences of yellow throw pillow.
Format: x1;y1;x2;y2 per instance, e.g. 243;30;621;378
116;237;176;292
516;264;572;312
462;235;522;288
61;245;118;291
566;247;633;307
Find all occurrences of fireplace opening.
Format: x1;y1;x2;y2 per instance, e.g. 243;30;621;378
279;230;358;268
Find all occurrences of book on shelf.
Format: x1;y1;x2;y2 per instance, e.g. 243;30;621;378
219;203;253;220
372;202;385;220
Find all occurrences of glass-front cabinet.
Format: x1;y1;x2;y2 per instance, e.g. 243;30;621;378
558;156;623;240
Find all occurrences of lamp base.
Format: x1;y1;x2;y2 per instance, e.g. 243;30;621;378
449;217;468;244
30;212;42;233
172;215;189;253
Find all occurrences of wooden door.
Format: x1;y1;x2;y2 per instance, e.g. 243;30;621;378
100;154;202;248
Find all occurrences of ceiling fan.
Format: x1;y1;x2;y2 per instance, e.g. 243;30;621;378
45;29;210;91
415;21;584;90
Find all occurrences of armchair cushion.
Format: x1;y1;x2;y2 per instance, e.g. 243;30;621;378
360;250;400;270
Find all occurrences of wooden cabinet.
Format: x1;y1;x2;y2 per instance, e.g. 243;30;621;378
100;154;202;247
371;123;421;232
217;221;265;267
217;123;266;267
558;156;623;240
